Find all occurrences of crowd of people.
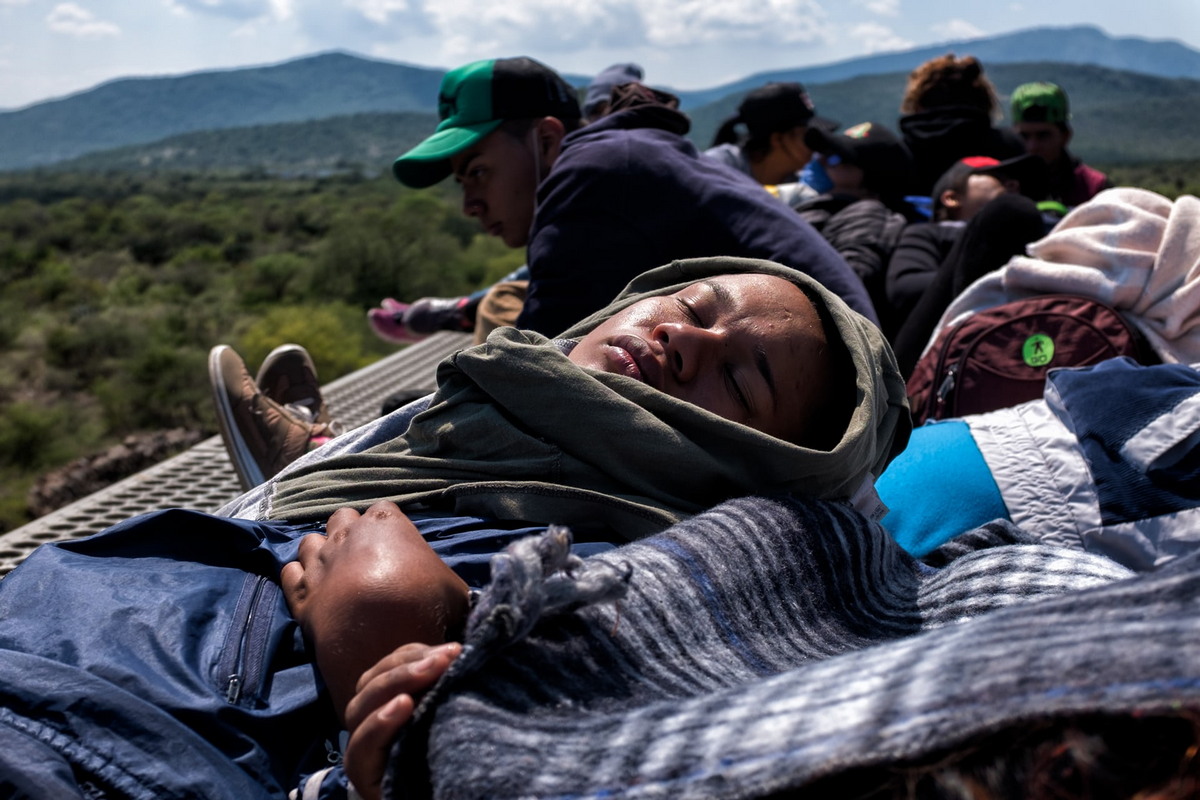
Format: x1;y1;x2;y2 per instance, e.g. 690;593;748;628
3;50;1198;800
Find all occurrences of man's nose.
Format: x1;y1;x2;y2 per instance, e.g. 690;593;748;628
653;322;722;382
461;191;484;217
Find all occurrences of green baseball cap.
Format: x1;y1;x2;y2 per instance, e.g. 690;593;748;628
393;57;581;188
1011;82;1070;125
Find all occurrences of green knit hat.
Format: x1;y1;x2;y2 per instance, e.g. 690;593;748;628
392;57;581;189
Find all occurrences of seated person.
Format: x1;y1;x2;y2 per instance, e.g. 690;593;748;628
1010;81;1112;208
790;121;919;326
897;53;1026;195
0;259;906;796
374;56;876;345
886;152;1048;330
703;81;836;191
885;155;1048;371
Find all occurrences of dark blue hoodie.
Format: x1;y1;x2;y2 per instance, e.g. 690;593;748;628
520;104;878;336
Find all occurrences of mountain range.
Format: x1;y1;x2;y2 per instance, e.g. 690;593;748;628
3;24;1200;173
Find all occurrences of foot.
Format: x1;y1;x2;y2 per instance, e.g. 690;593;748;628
403;296;474;334
255;343;333;427
209;345;340;491
368;300;428;344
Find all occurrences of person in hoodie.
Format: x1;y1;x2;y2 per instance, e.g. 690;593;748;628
385;56;876;339
0;257;910;800
898;53;1026;196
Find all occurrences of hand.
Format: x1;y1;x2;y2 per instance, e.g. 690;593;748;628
343;641;462;800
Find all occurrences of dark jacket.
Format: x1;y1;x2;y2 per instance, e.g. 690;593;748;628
519;105;877;334
795;194;908;323
899;106;1025;196
884;220;964;328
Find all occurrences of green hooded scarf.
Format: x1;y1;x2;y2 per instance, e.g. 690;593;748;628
267;257;910;540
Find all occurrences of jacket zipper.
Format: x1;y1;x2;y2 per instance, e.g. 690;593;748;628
219;575;278;705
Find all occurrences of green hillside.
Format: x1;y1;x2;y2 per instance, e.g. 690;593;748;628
50;111;439;175
36;61;1200;176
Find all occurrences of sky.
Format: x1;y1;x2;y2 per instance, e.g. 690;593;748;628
1;0;1198;111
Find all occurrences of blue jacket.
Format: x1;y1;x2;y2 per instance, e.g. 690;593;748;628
520;104;878;335
0;509;342;798
0;496;611;797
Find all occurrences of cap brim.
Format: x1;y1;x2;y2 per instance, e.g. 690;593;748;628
977;153;1050;201
808;116;840;133
392;119;504;188
803;124;853;163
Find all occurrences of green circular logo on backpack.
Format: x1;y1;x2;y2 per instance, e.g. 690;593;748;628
1023;333;1054;367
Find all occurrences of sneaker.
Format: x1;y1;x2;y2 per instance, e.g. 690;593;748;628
403;296;474;334
368;300;428;344
255;343;332;426
208;345;340;491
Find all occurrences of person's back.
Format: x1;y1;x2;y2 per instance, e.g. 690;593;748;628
520;90;877;334
898;54;1025;196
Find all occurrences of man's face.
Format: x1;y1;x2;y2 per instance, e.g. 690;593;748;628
568;273;832;445
281;500;469;719
450;128;540;248
1014;121;1069;164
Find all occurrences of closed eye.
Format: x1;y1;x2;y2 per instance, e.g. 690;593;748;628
677;298;701;324
725;365;751;413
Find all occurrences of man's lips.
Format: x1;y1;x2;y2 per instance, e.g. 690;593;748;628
604;335;664;390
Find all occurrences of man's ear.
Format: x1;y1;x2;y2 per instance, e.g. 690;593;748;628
940;189;960;210
534;117;568;168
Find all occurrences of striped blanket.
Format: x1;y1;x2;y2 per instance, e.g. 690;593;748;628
387;496;1200;799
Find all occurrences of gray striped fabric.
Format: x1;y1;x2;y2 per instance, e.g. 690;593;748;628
387;496;1200;799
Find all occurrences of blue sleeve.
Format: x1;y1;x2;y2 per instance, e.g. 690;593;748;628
876;419;1009;557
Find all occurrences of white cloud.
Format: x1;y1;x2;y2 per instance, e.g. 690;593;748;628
857;0;899;17
421;0;830;56
344;0;408;25
0;0;32;7
848;21;912;53
164;0;275;21
46;4;120;37
931;18;985;41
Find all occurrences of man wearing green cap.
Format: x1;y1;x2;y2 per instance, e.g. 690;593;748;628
1010;81;1111;208
390;56;877;337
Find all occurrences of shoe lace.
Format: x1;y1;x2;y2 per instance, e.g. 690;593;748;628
284;402;345;438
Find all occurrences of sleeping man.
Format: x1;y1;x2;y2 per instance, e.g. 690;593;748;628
0;257;910;799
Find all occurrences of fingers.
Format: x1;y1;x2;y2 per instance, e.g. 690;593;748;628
343;641;462;800
345;642;461;733
344;692;414;800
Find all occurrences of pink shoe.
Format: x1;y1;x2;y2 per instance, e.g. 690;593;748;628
367;301;428;344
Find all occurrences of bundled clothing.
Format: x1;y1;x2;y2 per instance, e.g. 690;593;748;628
377;494;1200;800
924;188;1200;366
520;103;878;334
879;357;1200;568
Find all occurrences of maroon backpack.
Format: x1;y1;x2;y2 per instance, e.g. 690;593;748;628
906;294;1156;425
